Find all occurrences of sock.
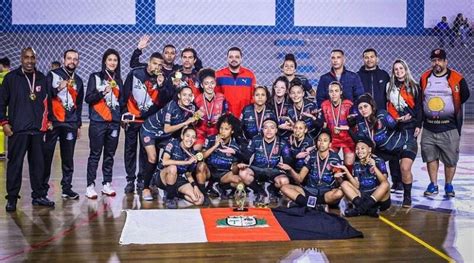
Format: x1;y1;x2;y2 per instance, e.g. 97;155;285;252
359;195;376;214
295;194;308;207
165;183;177;200
403;183;412;198
143;160;157;189
197;183;207;197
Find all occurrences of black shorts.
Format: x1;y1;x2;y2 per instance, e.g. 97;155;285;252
361;191;391;211
154;172;189;190
250;166;287;182
210;169;231;182
303;185;332;205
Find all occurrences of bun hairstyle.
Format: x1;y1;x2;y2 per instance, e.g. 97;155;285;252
283;53;297;69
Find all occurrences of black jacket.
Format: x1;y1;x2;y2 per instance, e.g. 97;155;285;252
0;67;48;134
357;66;390;110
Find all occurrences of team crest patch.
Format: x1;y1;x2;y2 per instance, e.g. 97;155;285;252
35;86;41;92
111;130;118;138
66;132;74;141
216;215;268;228
144;136;151;143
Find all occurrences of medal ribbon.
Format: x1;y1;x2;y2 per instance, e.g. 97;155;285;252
254;105;266;132
203;95;215;123
330;100;342;128
316;152;330;185
263;138;277;168
22;69;36;98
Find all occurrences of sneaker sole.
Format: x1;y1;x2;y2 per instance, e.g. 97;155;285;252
402;204;411;208
86;195;98;199
423;191;438;197
101;191;116;196
62;194;79;200
445;193;455;197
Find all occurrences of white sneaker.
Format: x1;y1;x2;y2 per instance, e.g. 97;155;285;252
142;189;153;201
86;184;98;199
102;182;116;196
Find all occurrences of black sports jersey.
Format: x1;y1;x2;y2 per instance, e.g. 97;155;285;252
204;135;240;173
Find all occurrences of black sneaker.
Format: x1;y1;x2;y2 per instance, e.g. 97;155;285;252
136;181;144;194
402;196;412;208
124;181;135;194
344;207;361;217
62;189;79;200
32;197;55;207
207;183;220;198
366;207;379;217
214;184;230;200
5;198;17;212
165;198;178;209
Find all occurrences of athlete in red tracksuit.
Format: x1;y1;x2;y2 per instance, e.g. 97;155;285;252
215;47;256;117
320;81;355;171
193;68;228;150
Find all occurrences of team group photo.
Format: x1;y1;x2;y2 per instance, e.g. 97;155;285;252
0;0;473;262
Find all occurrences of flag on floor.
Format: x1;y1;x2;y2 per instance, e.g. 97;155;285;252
120;207;362;245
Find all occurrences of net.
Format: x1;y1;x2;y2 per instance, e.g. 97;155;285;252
1;0;472;118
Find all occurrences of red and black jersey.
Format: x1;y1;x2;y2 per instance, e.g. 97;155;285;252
0;67;48;133
46;67;84;129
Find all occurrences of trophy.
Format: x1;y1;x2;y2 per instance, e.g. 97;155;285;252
233;183;248;212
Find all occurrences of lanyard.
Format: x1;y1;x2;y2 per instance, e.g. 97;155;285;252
364;118;375;142
22;69;36;100
203;95;215;124
254;105;265;132
274;97;284;119
62;67;75;85
290;134;304;148
263;138;277;168
330;100;342;127
316;152;330;185
293;101;304;121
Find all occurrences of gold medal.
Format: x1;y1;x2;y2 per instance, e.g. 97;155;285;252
109;80;117;88
175;72;182;79
29;93;36;101
195;152;204;162
68;79;75;87
193;112;201;121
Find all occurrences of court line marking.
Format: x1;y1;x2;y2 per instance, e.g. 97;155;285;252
379;215;455;262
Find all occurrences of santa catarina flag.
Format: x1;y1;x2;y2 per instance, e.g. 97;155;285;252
120;207;362;245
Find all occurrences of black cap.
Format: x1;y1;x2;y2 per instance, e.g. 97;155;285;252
355;136;375;149
430;48;447;60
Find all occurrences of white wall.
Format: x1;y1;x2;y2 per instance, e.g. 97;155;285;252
294;0;407;28
155;0;275;26
12;0;136;25
424;0;473;28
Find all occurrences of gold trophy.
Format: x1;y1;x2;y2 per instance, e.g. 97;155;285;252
193;111;202;121
233;183;248;212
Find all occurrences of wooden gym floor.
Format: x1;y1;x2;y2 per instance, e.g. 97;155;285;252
0;123;473;262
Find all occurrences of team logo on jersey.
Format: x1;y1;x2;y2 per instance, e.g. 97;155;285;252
35;86;42;92
66;132;74;141
165;142;173;152
111;130;118;138
216;215;268;228
144;136;151;143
